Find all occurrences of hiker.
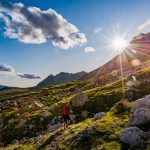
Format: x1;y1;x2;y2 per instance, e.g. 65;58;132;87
62;103;70;129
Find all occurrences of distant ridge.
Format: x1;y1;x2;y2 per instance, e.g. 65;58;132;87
36;71;87;88
0;85;9;91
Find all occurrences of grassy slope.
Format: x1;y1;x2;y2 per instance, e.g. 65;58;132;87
1;67;150;149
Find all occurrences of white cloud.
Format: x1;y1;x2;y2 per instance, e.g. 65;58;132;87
84;47;95;53
0;64;15;72
17;73;41;79
94;27;102;33
137;18;150;30
0;2;87;49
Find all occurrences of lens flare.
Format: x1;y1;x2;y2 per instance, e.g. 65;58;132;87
130;59;140;67
112;37;128;50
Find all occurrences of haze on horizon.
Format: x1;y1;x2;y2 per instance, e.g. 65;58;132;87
0;0;150;87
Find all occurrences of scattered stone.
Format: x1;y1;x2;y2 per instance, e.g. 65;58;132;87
29;124;34;129
34;101;44;108
8;119;15;124
46;123;63;133
15;119;26;129
41;111;51;118
11;139;19;145
81;111;88;118
70;114;76;123
93;112;105;121
20;137;27;144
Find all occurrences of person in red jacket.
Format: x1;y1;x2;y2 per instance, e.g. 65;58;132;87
62;103;70;129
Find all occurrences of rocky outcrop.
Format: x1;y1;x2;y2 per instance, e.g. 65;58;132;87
120;95;150;150
93;112;105;121
129;94;150;126
72;92;88;107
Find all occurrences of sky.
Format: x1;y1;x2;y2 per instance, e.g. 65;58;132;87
0;0;150;87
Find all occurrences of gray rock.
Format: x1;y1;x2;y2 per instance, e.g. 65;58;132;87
129;108;150;126
70;114;76;123
15;119;26;129
93;112;105;121
46;123;63;133
120;127;147;149
11;139;19;145
8;119;15;124
41;111;51;118
131;95;150;113
20;137;27;144
72;92;88;107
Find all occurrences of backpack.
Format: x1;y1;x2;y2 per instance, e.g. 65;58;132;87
63;105;70;116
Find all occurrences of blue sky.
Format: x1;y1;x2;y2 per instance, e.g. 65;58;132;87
0;0;150;87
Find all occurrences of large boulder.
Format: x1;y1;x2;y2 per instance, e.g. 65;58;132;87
131;95;150;113
93;112;105;121
129;108;150;126
72;92;88;107
120;127;147;149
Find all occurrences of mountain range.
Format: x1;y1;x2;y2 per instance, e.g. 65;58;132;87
36;71;87;88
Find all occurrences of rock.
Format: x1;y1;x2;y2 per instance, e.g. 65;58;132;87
72;92;88;107
11;139;19;145
129;108;150;126
34;101;44;108
86;126;94;134
70;114;76;123
93;112;105;121
66;126;95;145
131;95;150;113
81;111;88;118
8;119;15;124
15;119;26;129
120;127;147;149
29;124;34;129
41;111;51;118
20;137;27;144
46;123;63;133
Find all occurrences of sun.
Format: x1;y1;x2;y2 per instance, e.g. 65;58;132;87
112;37;128;50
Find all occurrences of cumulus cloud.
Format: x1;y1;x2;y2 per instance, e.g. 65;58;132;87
17;73;41;79
137;18;150;30
0;2;87;49
84;47;95;53
94;27;102;33
0;64;15;72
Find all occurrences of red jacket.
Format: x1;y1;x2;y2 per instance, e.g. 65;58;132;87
62;105;70;116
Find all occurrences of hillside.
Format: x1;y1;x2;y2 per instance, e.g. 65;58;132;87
81;32;150;81
0;66;150;149
36;71;87;88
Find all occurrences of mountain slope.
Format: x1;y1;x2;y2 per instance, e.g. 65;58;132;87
36;71;87;88
81;32;150;81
